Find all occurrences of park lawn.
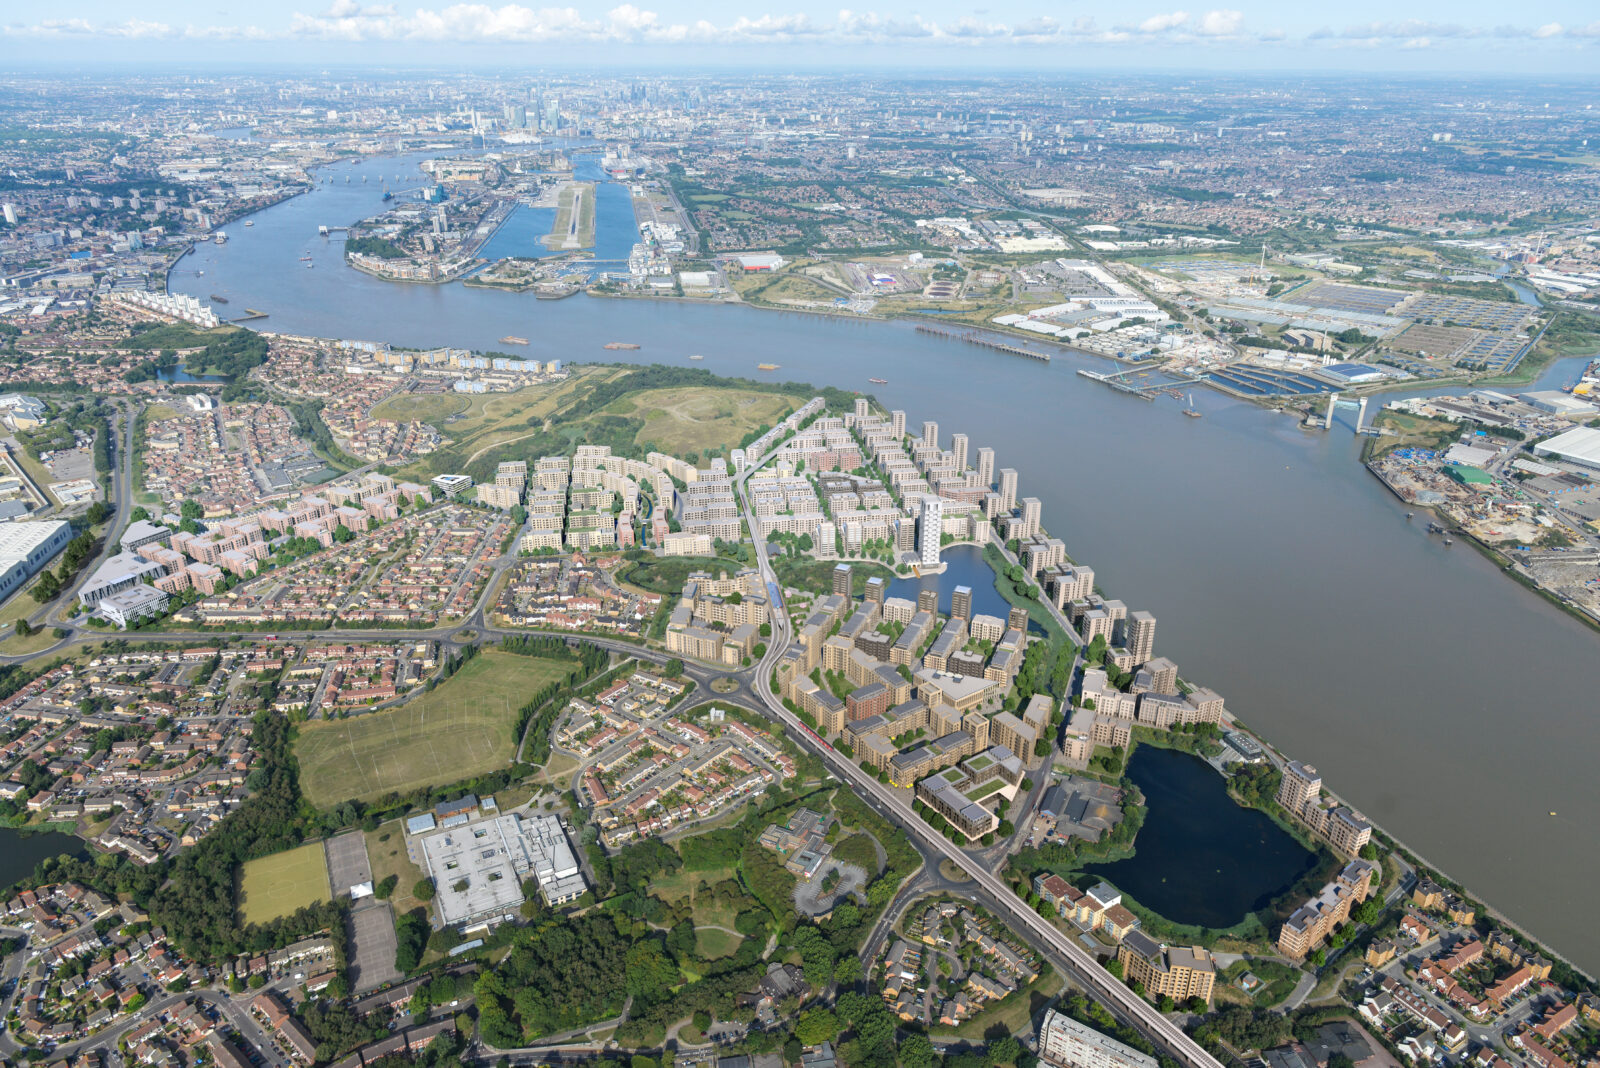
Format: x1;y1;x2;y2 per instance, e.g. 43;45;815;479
365;822;430;917
650;865;743;929
238;842;330;925
601;386;795;457
0;628;62;656
367;392;472;426
694;927;743;960
533;751;578;786
143;401;182;422
374;368;598;440
126;322;239;350
0;582;45;628
294;650;578;808
649;863;734;905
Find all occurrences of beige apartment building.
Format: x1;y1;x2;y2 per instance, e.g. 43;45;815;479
1117;932;1216;1004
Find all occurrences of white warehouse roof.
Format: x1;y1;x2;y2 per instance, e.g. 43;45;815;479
1533;426;1600;470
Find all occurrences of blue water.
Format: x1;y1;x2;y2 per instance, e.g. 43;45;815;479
573;153;641;263
475;153;638;265
157;365;228;383
1085;746;1319;929
0;827;88;891
478;204;559;260
886;543;1014;621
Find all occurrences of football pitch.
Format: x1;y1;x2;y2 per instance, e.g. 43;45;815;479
238;842;330;926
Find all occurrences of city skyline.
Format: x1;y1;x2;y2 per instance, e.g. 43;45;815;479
4;0;1600;71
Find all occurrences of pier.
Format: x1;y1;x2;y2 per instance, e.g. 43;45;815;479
1077;367;1206;400
915;324;1050;362
228;309;269;322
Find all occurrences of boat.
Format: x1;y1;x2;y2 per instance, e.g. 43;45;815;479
1443;537;1454;546
869;377;888;384
603;342;640;350
300;254;313;261
306;262;314;269
243;220;254;227
1183;393;1202;418
1405;512;1414;519
209;294;230;304
689;354;704;361
214;231;228;244
500;336;529;345
382;191;393;202
757;363;780;371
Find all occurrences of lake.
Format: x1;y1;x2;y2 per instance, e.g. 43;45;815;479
1086;746;1319;930
156;364;229;384
0;826;88;891
887;543;1022;623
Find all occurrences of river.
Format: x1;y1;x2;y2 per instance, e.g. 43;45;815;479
171;152;1600;975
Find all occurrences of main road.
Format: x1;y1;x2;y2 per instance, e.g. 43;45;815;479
731;441;1224;1068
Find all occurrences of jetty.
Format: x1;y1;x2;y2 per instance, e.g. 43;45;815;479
915;324;1050;362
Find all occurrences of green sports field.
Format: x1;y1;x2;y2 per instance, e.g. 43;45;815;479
294;650;578;808
238;842;330;925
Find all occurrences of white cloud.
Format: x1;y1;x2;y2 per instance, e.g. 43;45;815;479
1138;11;1188;33
4;5;1598;50
1195;10;1243;36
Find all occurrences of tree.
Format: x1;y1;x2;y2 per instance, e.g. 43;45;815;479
624;941;679;1003
374;874;399;899
414;878;436;901
30;570;60;603
794;1009;838;1046
899;1034;937;1068
13;619;31;637
991;1036;1023;1065
663;659;684;678
333;524;354;543
181;499;203;520
395;913;429;972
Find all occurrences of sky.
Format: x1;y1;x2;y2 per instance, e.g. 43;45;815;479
4;0;1600;72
